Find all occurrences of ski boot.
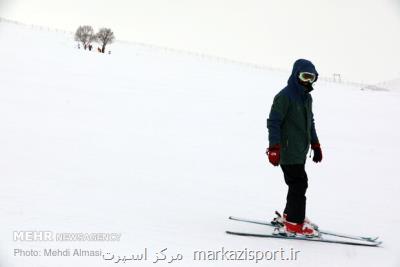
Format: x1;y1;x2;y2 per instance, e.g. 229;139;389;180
272;211;319;237
272;211;319;229
274;220;319;237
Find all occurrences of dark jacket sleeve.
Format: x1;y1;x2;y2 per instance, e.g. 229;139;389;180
310;98;319;144
267;93;289;146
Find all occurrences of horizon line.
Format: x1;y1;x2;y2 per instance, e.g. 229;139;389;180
0;16;389;88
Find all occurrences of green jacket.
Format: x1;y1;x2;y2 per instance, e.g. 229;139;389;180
267;59;319;165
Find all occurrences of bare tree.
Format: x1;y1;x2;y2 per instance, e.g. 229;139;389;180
96;28;115;53
74;25;96;49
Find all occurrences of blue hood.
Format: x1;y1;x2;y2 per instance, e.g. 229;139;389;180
287;59;319;95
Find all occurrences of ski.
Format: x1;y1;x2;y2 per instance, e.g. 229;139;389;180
228;216;379;243
226;231;382;247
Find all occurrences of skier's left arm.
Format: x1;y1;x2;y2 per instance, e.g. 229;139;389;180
311;110;319;144
310;97;323;163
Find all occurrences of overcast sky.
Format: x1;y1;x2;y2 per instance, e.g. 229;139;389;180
1;0;399;83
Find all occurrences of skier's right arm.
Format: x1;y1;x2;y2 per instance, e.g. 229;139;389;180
267;94;289;147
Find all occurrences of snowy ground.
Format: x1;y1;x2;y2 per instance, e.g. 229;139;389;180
0;20;399;267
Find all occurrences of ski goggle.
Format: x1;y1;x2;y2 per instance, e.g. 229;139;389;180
298;72;317;83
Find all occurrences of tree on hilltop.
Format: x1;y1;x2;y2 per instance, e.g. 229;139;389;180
74;25;96;49
96;28;115;53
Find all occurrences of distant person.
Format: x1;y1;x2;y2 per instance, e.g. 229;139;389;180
97;47;102;53
266;59;323;237
84;44;87;50
88;44;93;51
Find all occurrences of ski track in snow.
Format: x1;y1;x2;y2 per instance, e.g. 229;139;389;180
0;21;399;267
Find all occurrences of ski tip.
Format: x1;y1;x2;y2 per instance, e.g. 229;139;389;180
363;240;382;246
361;236;379;242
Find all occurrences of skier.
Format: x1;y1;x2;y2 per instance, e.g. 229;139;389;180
266;59;323;237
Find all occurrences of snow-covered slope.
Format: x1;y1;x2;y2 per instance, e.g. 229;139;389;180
0;20;399;267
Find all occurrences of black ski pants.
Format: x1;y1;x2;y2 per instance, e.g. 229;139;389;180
281;164;308;223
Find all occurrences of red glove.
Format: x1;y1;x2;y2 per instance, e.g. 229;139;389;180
267;144;280;166
311;143;323;163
